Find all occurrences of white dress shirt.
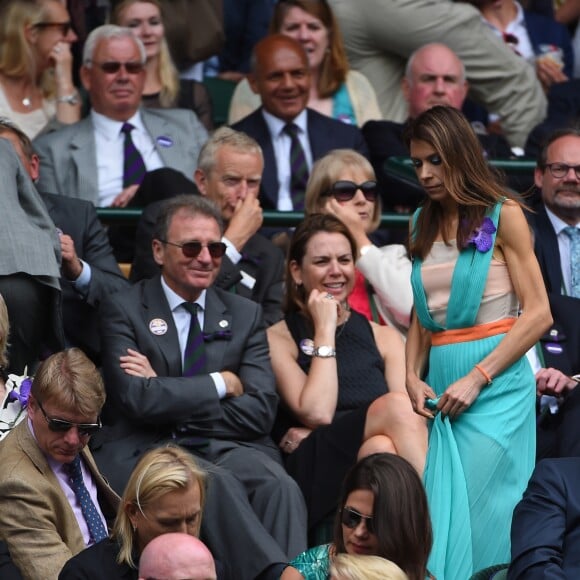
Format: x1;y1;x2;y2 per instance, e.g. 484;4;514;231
262;108;312;211
91;110;164;207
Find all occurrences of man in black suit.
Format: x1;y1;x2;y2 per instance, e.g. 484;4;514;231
231;34;369;211
130;128;285;325
94;195;306;580
362;43;515;211
0;119;129;365
509;457;580;578
528;128;580;458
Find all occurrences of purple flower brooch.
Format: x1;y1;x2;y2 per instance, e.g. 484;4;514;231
465;217;497;253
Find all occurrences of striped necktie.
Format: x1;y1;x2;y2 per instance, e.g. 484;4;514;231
121;122;147;188
563;226;580;298
284;123;309;210
182;302;207;376
65;455;108;544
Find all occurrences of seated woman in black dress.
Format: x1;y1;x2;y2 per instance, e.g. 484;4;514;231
267;214;427;531
59;445;206;579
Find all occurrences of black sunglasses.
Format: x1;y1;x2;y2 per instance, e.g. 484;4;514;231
324;180;378;202
160;240;227;259
341;506;375;534
37;400;102;437
89;60;145;74
35;21;72;36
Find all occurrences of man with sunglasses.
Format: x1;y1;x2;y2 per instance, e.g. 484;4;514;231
0;349;119;580
130;128;285;325
95;195;307;580
32;25;207;245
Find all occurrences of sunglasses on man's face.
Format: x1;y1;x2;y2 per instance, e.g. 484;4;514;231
324;180;378;202
37;400;102;437
160;240;227;259
35;21;72;36
90;61;145;74
341;506;375;534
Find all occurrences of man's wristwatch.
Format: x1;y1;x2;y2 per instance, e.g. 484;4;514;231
312;345;336;358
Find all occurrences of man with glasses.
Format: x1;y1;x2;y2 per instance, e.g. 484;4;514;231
95;195;307;580
526;128;580;460
33;24;208;259
0;348;119;580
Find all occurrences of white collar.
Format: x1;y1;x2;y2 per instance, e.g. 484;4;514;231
160;275;207;312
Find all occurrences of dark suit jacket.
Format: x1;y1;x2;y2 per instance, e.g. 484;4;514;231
41;193;129;363
59;539;134;580
93;277;280;491
231;107;369;209
130;200;284;326
509;458;580;579
0;421;119;580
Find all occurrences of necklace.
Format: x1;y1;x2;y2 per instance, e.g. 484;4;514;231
22;97;31;108
335;305;351;340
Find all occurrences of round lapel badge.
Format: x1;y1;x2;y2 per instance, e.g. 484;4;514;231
219;320;229;328
149;318;168;335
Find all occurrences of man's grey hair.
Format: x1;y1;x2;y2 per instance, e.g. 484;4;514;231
197;127;263;175
83;24;146;66
404;42;466;83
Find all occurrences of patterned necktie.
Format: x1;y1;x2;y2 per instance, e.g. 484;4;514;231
563;226;580;298
121;122;147;188
65;455;108;543
283;123;309;210
182;302;207;376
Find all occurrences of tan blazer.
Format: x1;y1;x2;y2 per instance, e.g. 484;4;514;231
0;420;119;580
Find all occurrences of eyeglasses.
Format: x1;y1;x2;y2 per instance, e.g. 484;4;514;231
324;180;378;202
160;240;227;259
89;61;145;74
341;506;375;534
34;21;72;36
37;400;102;437
544;163;580;180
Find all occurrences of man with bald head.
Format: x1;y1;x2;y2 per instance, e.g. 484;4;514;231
232;34;368;211
138;534;216;580
363;42;513;210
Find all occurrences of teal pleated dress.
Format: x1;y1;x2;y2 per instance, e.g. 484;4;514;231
411;203;536;579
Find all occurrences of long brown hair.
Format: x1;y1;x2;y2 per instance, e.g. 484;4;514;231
333;453;432;580
270;0;348;98
405;106;515;259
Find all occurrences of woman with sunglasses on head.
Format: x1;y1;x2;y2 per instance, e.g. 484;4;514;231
305;149;412;335
0;0;80;139
267;214;427;535
59;445;208;580
109;0;213;131
405;106;552;579
282;453;433;580
228;0;382;127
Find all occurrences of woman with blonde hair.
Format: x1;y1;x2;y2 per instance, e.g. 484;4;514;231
0;0;80;138
228;0;381;126
110;0;213;130
330;554;409;580
305;149;412;334
59;445;206;579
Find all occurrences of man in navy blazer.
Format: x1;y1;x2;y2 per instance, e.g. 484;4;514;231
231;34;368;211
94;195;306;580
528;128;580;459
509;457;580;578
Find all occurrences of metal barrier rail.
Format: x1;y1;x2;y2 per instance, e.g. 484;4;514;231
96;208;411;229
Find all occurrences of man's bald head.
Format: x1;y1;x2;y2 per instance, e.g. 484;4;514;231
138;533;216;580
402;43;468;118
249;34;311;122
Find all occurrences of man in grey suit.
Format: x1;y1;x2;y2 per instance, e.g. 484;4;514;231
94;195;307;580
0;137;63;374
33;24;207;209
0;118;129;365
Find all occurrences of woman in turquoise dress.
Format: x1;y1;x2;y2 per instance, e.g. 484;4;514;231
281;453;433;580
405;106;553;579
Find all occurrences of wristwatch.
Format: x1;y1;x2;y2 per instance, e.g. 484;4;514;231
312;345;336;358
57;91;79;105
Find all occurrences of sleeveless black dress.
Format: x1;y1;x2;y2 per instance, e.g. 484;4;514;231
278;310;388;529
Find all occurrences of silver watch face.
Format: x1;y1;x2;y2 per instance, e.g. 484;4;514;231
315;345;334;357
